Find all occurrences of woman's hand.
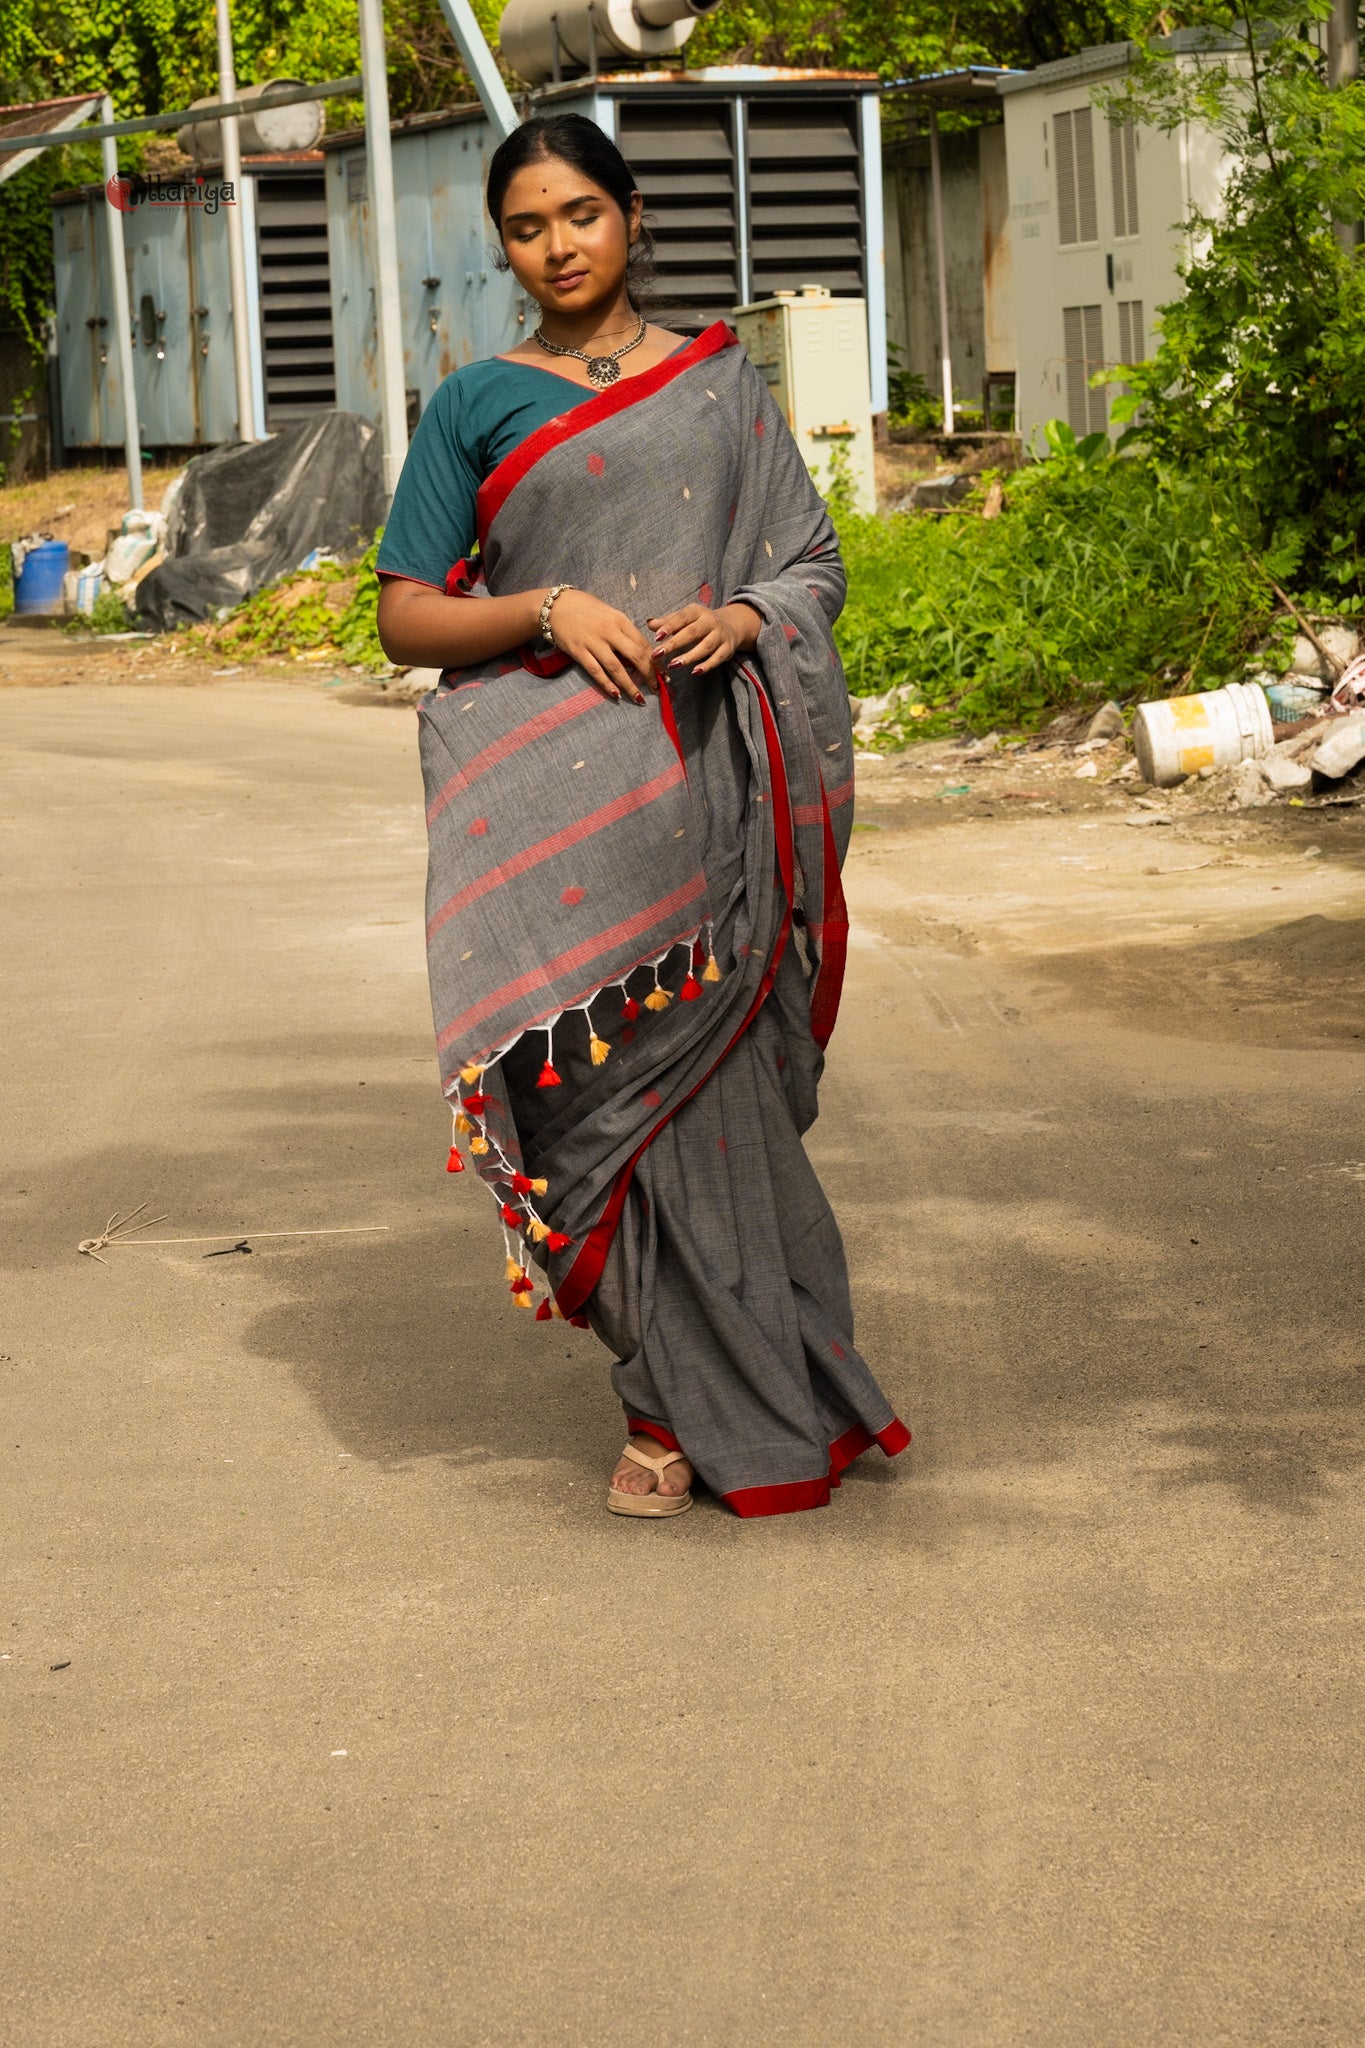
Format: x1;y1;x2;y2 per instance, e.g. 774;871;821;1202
648;601;763;676
546;589;657;705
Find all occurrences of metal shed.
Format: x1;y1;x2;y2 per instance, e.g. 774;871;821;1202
50;153;337;450
997;37;1234;445
324;68;887;423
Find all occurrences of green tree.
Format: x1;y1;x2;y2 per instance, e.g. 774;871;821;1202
1107;5;1365;591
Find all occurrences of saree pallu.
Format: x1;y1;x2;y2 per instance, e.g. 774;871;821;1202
417;322;909;1516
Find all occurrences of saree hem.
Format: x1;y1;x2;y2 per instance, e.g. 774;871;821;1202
621;1413;912;1518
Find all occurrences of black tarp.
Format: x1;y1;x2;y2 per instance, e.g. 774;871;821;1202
136;410;386;631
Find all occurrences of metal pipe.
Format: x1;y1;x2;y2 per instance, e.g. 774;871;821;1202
357;0;410;500
434;0;520;140
214;0;259;441
99;96;143;512
927;107;954;435
1329;0;1360;250
0;77;362;153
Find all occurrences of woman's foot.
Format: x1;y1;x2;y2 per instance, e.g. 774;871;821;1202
610;1434;693;1499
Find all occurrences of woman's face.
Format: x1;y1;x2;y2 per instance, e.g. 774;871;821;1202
498;155;641;319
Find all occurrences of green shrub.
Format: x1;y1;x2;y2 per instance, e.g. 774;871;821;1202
206;533;387;669
837;429;1274;735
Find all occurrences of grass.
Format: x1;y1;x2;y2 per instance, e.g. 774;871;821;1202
190;535;387;670
835;449;1285;737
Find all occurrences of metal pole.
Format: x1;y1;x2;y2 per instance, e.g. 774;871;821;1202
99;96;143;511
357;0;410;499
432;0;520;140
1329;0;1360;250
214;0;259;439
927;107;954;435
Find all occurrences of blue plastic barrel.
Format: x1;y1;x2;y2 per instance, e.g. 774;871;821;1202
14;539;70;615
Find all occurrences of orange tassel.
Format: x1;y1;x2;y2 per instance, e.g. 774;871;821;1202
459;1061;483;1084
679;973;702;1002
527;1220;550;1244
530;1176;548;1195
644;987;671;1013
453;1112;472;1135
702;952;722;982
445;1145;464;1173
513;1290;534;1310
537;1060;563;1088
589;1034;611;1065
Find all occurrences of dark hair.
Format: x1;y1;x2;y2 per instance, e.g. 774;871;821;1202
486;114;656;304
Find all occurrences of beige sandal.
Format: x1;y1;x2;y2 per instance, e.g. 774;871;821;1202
607;1439;694;1518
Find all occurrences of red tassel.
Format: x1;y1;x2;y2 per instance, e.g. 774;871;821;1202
692;938;707;967
534;1298;553;1321
622;996;641;1022
536;1060;562;1088
546;1230;573;1253
509;1273;535;1295
679;973;702;1001
569;1313;591;1329
445;1145;464;1173
500;1202;521;1226
462;1092;490;1115
510;1172;533;1194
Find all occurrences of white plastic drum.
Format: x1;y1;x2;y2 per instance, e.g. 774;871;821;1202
1133;682;1273;787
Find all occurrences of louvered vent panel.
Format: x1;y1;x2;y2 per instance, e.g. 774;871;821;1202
1109;119;1139;237
746;102;864;298
1063;302;1086;430
618;104;739;324
254;171;336;426
1082;302;1106;431
1073;108;1098;243
1055;112;1078;246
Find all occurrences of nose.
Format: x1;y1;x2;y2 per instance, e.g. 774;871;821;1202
546;221;576;266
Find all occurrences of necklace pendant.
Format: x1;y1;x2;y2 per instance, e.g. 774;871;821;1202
586;357;621;388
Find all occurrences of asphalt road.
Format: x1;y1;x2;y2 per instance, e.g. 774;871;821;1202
2;675;1361;2047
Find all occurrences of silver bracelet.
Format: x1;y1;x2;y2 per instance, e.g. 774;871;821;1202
538;583;574;646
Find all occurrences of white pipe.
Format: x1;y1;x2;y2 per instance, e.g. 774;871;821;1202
99;96;143;512
859;88;887;416
357;0;410;499
927;107;954;435
214;0;259;440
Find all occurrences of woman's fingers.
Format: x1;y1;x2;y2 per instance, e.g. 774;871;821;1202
608;617;657;686
579;653;622;702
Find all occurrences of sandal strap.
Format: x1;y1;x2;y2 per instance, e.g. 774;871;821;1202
619;1440;685;1476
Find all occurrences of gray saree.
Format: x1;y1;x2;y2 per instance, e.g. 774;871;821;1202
417;322;909;1515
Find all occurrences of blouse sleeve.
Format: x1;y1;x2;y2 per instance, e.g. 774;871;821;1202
375;374;482;589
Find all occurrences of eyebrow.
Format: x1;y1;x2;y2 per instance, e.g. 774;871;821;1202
503;193;602;224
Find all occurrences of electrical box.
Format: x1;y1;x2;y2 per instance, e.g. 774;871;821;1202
731;286;876;515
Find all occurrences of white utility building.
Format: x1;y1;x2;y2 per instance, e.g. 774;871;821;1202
997;35;1234;446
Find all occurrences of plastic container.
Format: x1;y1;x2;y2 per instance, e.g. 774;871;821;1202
14;539;70;615
74;563;104;615
1265;678;1329;723
1133;682;1273;787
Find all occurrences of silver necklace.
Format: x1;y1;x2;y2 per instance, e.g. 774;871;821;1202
533;312;646;388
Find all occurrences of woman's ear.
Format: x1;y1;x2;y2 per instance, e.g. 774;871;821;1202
627;189;643;244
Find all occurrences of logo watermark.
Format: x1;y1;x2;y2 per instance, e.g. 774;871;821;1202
105;172;236;215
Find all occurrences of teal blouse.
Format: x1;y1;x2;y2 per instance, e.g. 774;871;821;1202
376;358;594;590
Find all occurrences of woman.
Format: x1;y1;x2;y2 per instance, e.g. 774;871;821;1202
376;113;909;1519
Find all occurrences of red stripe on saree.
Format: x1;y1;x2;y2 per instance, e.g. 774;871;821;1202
476;323;740;552
425;688;603;827
435;872;708;1054
426;761;687;941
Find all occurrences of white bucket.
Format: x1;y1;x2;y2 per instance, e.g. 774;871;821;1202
1133;682;1273;787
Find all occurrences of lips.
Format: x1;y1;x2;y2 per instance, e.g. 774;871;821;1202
551;271;588;292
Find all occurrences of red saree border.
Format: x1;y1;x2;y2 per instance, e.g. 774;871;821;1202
808;775;849;1049
554;665;796;1316
724;1416;911;1518
475;322;740;552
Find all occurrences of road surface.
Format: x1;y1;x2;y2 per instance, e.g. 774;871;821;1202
2;667;1361;2046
